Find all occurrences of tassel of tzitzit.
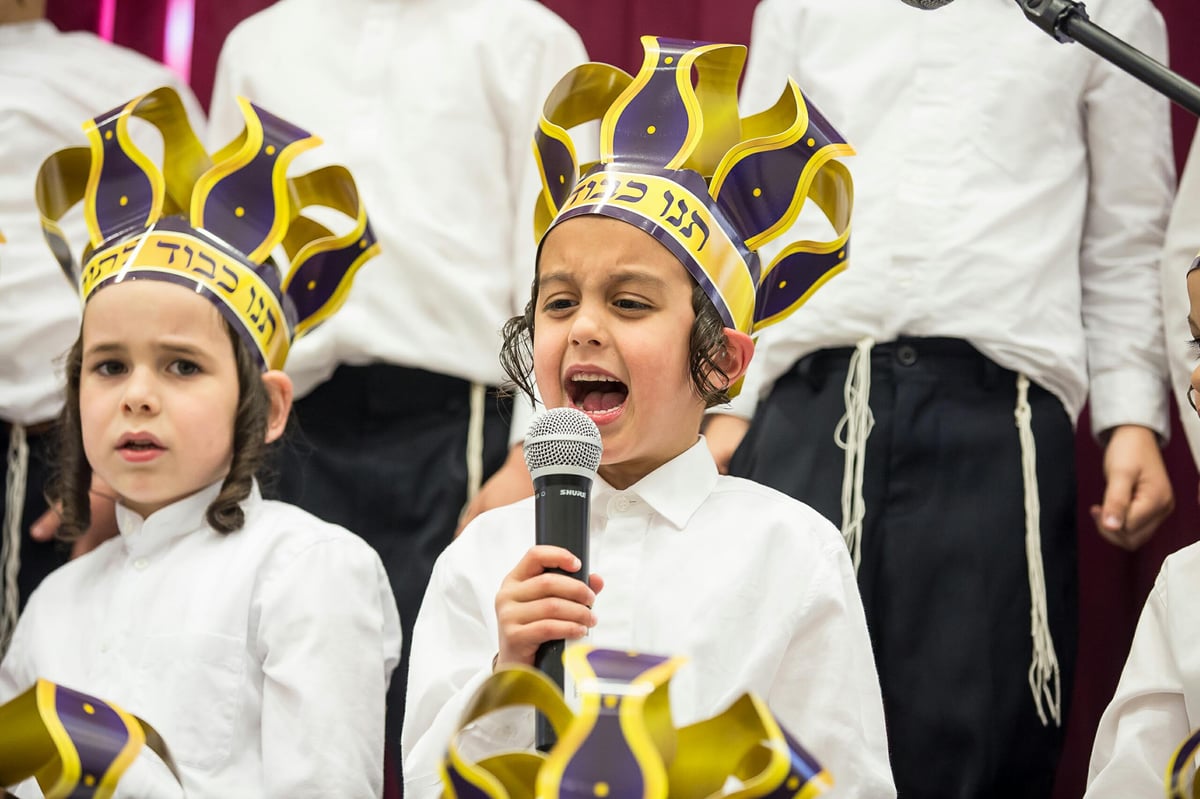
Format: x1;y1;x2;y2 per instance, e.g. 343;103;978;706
1014;373;1061;726
464;382;486;505
834;337;876;570
1;423;28;656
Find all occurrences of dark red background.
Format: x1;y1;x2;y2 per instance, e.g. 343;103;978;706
45;1;1200;795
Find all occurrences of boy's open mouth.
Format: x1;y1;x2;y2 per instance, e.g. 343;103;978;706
566;373;628;414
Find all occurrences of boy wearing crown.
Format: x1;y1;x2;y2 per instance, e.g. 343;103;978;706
402;38;894;798
0;88;402;797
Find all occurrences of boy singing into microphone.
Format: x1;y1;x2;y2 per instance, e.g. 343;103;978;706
401;37;895;798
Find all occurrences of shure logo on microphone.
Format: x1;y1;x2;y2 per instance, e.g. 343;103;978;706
558;488;587;498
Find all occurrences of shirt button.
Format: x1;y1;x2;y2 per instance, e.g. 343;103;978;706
133;558;149;570
614;496;631;512
896;344;918;367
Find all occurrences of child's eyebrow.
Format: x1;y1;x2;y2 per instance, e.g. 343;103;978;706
156;341;207;357
82;341;126;357
1189;313;1200;335
606;270;667;290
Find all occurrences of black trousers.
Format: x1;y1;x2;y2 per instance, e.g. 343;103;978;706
731;338;1077;799
264;364;514;753
0;422;69;616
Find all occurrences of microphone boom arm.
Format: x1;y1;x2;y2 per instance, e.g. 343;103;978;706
1016;0;1200;117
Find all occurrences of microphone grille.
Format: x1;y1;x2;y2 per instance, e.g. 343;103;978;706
899;0;955;7
524;408;603;480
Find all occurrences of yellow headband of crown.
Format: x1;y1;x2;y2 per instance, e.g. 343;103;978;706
533;36;854;338
36;86;380;371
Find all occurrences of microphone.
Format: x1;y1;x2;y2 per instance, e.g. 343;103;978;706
523;407;603;749
899;0;953;7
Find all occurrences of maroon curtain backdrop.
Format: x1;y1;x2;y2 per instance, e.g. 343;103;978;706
42;1;1200;796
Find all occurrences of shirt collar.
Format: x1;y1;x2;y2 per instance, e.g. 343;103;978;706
593;438;718;529
116;480;262;556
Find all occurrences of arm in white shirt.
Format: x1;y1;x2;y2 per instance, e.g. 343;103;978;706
767;533;896;799
1078;1;1174;439
495;16;587;448
1085;566;1190;797
1162;129;1200;467
255;536;402;799
402;528;533;799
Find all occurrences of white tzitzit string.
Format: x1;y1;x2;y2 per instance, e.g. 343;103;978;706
464;382;486;506
1;423;28;656
834;337;876;570
1014;373;1061;726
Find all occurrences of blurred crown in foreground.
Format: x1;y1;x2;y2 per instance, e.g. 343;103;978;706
0;679;182;799
442;645;831;798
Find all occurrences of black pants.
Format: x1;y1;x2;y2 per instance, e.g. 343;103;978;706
264;364;514;754
731;338;1077;799
0;422;69;617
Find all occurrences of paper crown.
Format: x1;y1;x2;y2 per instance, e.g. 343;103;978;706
533;36;854;337
443;646;831;798
1166;727;1200;798
0;679;182;799
35;86;379;371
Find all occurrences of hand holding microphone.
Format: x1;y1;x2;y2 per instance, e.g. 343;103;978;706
493;408;603;664
493;408;604;749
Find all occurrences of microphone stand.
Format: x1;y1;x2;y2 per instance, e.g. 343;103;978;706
1014;0;1200;117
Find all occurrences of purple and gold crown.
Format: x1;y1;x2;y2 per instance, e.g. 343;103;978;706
442;646;831;798
0;679;182;798
534;36;853;338
35;86;379;371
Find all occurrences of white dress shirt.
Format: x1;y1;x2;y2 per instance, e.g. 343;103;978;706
1084;540;1200;797
402;439;895;799
730;0;1174;438
1161;130;1200;464
0;19;205;426
0;481;403;799
207;0;588;431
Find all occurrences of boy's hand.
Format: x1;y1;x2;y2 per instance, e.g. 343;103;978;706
495;545;603;667
703;414;750;474
29;476;120;559
1091;424;1174;551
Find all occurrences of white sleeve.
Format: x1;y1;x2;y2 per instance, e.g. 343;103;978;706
498;17;588;446
402;537;532;799
1085;570;1189;797
1161;129;1200;465
207;30;249;149
1079;2;1175;439
255;536;402;799
767;532;896;799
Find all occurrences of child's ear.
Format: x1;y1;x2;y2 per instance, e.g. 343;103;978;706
716;328;755;388
260;370;294;445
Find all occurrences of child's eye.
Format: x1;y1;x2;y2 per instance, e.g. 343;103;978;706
542;298;576;313
169;360;202;377
93;360;126;377
614;298;650;311
1190;338;1200;355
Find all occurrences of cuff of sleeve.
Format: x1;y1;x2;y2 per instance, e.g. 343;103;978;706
1088;369;1170;443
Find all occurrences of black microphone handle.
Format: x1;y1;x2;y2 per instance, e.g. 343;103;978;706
531;472;592;751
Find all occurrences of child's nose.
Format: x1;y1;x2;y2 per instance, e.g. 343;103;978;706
121;369;160;415
568;308;605;347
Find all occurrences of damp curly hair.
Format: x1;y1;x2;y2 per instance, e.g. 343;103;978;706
49;320;271;540
500;276;734;410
